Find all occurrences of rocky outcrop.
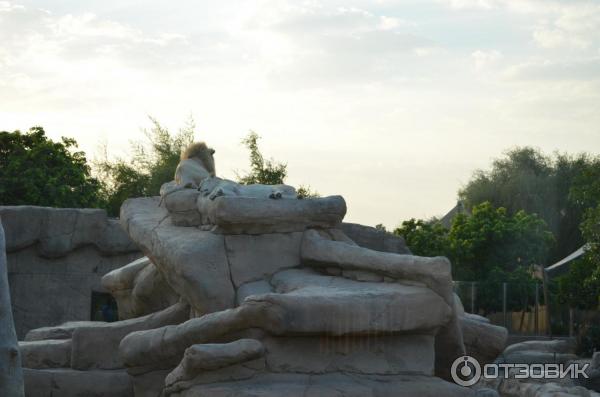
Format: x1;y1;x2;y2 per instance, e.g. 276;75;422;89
477;338;590;397
18;157;508;396
112;193;474;396
0;206;138;257
162;186;347;234
23;368;133;397
341;222;411;254
102;257;179;319
460;311;508;365
165;373;474;397
0;216;24;396
1;206;142;338
500;339;578;365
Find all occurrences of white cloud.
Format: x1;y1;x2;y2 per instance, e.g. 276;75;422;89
471;49;503;71
1;0;600;227
439;0;600;51
505;58;600;81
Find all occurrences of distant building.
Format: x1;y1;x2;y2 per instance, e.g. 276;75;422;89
439;200;470;228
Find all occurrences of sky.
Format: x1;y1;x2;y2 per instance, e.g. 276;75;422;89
1;0;599;228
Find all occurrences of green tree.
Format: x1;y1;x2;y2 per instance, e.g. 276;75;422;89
237;131;319;198
450;202;554;281
96;117;195;216
237;131;287;185
476;265;537;315
395;202;552;313
555;160;600;310
394;218;449;257
557;204;600;310
459;147;599;262
0;127;103;208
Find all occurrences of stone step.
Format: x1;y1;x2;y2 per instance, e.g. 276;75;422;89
24;368;132;397
164;372;474;397
19;339;71;369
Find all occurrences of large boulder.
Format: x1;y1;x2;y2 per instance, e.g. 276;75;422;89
460;315;508;365
120;268;451;370
121;198;235;316
341;222;411;254
500;339;577;365
102;257;180;319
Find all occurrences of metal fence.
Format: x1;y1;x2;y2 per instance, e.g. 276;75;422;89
453;280;599;338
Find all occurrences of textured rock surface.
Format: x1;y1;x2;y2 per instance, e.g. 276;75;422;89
102;257;179;319
25;321;98;342
165;339;265;387
574;352;600;392
0;206;138;256
300;229;465;380
503;339;576;356
262;334;435;375
498;378;600;397
121;198;235;315
235;280;272;305
23;368;133;397
163;188;204;227
341;222;411;254
460;316;507;365
224;232;302;287
203;195;347;234
19;339;71;369
300;229;453;304
131;369;172;397
162;187;347;233
120;268;451;369
70;302;189;370
165;373;475;397
500;339;577;365
105;175;502;396
10;154;514;397
0;216;24;396
2;206;141;338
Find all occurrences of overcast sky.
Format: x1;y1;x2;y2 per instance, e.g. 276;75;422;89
1;0;599;228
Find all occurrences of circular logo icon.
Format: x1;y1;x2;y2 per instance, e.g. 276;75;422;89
451;355;481;387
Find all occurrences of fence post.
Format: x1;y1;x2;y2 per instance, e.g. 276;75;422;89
534;283;539;336
569;308;574;338
471;282;475;314
503;282;508;329
542;269;552;337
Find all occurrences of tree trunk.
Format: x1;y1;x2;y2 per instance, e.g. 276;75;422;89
0;216;24;396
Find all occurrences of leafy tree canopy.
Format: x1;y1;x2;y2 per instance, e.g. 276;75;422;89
449;202;554;281
394;218;449;257
236;131;319;198
95;117;195;216
557;200;600;309
237;131;287;185
395;202;553;313
459;147;600;262
0;127;103;208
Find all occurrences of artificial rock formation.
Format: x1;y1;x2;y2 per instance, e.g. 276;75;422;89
18;141;507;396
0;216;24;396
1;206;141;338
